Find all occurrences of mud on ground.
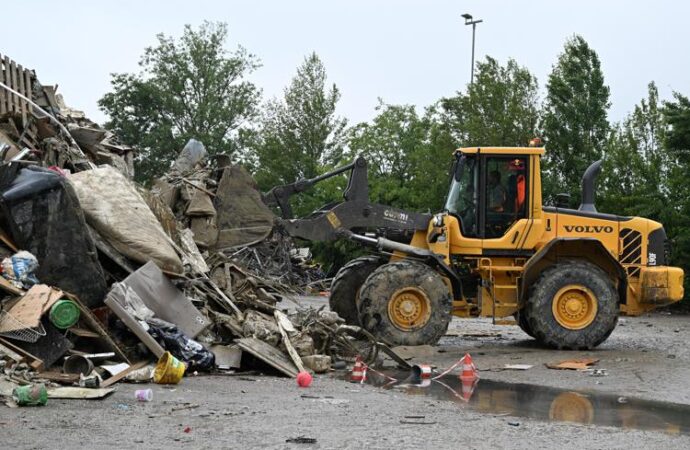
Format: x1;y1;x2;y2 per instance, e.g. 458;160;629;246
3;304;690;449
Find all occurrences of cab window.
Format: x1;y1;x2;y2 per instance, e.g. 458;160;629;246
484;156;528;238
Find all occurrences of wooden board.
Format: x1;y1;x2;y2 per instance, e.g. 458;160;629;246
274;310;305;373
101;360;149;388
47;387;115;399
0;275;23;297
0;285;62;333
0;337;44;371
235;337;298;378
69;294;130;364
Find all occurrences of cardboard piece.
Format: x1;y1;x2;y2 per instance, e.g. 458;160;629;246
546;358;600;370
0;285;62;333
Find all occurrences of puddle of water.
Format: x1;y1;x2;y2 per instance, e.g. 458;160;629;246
343;369;690;435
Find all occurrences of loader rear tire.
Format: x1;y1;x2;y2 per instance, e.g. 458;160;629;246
329;256;383;325
358;261;452;346
525;261;618;350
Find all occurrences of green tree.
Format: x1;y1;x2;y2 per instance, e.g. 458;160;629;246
347;102;453;212
441;56;540;147
99;22;261;182
600;82;665;218
542;35;611;204
252;52;347;195
662;92;690;301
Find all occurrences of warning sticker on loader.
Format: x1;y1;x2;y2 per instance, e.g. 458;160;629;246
326;212;342;229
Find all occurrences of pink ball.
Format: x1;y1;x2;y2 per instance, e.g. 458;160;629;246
297;371;312;387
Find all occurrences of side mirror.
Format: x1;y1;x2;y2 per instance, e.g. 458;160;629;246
555;193;571;208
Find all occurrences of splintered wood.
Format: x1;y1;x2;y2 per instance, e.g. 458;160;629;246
0;285;63;333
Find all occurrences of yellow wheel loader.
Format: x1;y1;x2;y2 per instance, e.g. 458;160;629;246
263;146;685;349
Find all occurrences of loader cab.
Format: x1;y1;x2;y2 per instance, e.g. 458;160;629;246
444;147;545;250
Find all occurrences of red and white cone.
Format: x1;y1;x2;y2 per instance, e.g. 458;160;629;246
459;353;479;382
350;356;367;383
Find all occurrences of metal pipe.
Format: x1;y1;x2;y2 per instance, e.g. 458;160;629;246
346;231;435;258
579;160;602;212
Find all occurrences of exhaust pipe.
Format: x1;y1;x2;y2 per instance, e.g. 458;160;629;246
579;160;602;212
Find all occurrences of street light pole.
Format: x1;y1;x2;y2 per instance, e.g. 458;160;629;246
461;13;483;85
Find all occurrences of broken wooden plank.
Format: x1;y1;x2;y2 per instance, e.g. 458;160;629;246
0;285;61;333
0;227;18;252
105;296;165;359
0;340;24;363
101;360;150;388
235;337;298;378
274;310;305;373
47;387;115;399
69;294;130;364
0;337;44;371
0;276;24;297
35;371;80;384
67;327;101;338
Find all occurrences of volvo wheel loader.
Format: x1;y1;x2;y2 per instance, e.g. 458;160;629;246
263;146;685;349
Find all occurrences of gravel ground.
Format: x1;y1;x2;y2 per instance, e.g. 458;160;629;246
2;300;690;449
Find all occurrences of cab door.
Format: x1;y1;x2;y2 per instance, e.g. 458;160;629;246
480;154;543;253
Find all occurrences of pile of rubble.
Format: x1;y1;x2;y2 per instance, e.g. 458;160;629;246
0;54;377;406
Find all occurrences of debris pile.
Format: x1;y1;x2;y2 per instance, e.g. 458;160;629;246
0;54;375;407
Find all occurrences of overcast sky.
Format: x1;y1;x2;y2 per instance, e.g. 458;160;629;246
3;1;688;127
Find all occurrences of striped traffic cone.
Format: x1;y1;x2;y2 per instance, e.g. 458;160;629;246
350;356;367;383
459;353;479;382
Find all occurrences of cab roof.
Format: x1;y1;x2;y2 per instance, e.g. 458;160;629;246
456;146;545;156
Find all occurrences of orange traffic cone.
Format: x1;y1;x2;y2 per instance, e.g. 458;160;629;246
350;356;367;383
459;353;479;382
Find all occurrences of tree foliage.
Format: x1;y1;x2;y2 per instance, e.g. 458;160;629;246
252;53;347;186
542;35;611;204
441;56;540;147
99;22;261;182
347;102;453;212
250;52;347;217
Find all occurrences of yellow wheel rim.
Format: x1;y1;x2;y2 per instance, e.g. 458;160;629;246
387;287;431;331
551;284;598;330
549;392;594;424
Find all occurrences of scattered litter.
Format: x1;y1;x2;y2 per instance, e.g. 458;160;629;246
285;436;317;444
135;389;153;402
586;368;608;377
171;403;199;412
503;364;533;371
12;383;47;406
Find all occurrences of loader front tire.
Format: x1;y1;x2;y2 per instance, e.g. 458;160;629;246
358;261;452;346
329;256;383;325
515;310;535;338
526;261;618;350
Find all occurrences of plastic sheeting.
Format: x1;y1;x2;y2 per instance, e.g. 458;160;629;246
69;166;183;274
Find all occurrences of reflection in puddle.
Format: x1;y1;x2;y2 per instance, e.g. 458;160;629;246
351;370;690;435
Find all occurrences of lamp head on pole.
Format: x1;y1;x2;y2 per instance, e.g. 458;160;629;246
462;13;483;26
